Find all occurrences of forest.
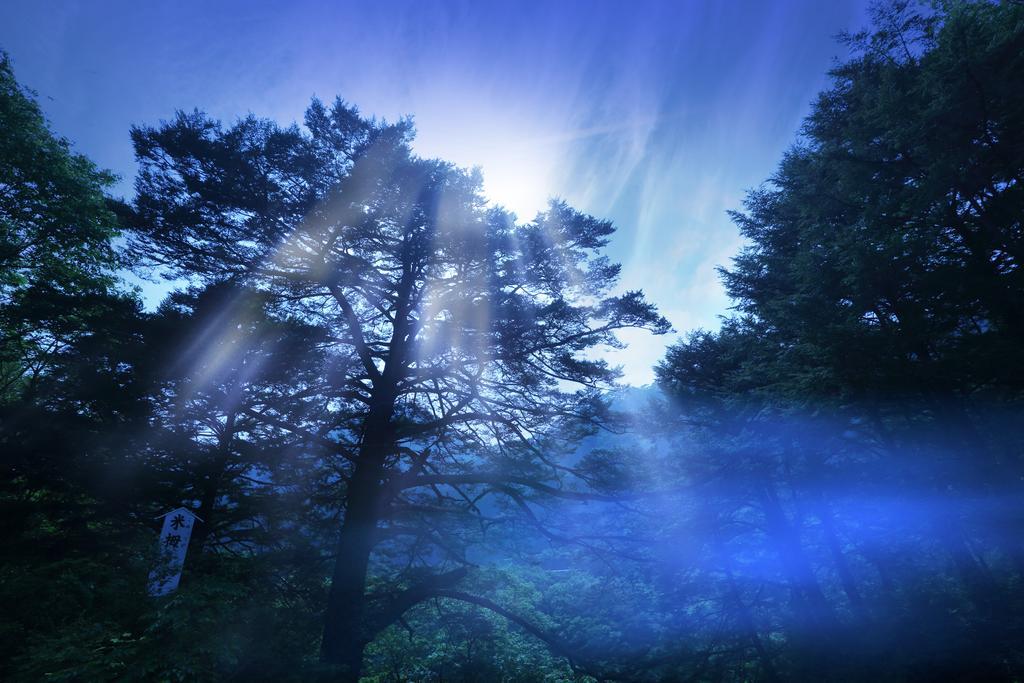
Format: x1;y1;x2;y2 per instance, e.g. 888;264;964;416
2;1;1023;681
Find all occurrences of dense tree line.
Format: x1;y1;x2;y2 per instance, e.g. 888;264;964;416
651;1;1024;679
1;2;1023;680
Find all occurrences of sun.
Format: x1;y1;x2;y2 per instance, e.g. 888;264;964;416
475;140;555;220
411;105;559;221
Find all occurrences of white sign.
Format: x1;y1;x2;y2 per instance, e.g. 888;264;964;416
148;507;201;596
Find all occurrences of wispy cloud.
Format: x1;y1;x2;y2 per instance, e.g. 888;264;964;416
0;0;871;383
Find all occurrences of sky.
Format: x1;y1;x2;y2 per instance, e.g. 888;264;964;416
0;0;871;385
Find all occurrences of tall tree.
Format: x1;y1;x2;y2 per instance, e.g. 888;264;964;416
0;53;160;680
655;1;1024;679
0;51;123;404
130;98;668;678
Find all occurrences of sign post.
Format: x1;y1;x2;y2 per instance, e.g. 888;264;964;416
148;507;202;596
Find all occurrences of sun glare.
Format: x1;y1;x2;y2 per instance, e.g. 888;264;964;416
476;142;555;220
412;107;559;220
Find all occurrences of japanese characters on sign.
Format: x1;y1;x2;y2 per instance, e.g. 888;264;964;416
148;507;200;596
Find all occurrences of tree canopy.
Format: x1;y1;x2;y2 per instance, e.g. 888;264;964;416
128;95;668;678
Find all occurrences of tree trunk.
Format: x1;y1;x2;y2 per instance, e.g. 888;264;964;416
192;410;236;552
759;485;836;629
862;546;896;598
814;498;865;612
320;268;417;678
320;398;395;680
319;460;384;680
725;572;779;683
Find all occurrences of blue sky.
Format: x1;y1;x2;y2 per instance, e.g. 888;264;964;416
1;0;870;384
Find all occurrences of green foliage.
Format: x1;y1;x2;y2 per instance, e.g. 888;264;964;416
3;549;324;682
0;51;123;403
653;1;1024;679
366;600;578;682
128;80;667;679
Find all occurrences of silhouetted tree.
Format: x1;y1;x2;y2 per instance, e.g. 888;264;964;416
655;2;1024;679
0;52;157;679
0;51;123;403
130;98;668;678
